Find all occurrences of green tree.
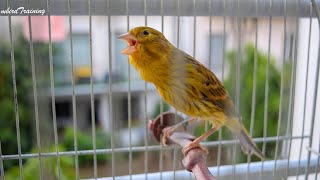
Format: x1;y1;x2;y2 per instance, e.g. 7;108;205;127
0;36;61;170
4;146;75;180
61;127;112;166
0;36;33;169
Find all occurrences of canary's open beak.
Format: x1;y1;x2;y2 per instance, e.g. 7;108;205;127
117;33;138;55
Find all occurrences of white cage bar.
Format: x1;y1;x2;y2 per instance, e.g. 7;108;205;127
0;0;318;17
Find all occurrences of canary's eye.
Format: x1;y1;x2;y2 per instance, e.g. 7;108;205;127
143;30;149;35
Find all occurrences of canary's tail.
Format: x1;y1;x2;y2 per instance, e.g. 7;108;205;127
226;118;265;160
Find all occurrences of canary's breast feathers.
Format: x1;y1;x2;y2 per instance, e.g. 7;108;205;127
119;26;239;118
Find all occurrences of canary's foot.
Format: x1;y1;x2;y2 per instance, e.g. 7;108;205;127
162;126;175;145
161;117;197;145
187;117;198;125
182;141;208;156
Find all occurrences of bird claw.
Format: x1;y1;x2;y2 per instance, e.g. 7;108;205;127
188;117;198;124
161;127;173;145
182;141;209;156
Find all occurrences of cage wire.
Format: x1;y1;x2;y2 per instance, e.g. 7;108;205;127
0;0;320;180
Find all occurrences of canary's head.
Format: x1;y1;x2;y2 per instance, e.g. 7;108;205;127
118;26;172;56
118;26;174;83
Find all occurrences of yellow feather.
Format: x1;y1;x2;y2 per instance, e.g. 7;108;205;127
122;26;265;159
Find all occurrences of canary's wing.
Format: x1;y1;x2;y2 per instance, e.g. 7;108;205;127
179;50;239;117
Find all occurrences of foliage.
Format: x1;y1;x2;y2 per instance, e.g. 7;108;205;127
0;35;62;170
195;45;292;163
61;127;112;166
0;37;33;170
4;146;75;180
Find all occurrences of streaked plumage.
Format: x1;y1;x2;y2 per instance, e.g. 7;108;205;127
118;26;264;159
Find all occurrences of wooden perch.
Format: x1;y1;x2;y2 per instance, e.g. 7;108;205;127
148;112;216;180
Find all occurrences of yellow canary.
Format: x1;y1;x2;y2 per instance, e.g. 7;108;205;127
118;26;264;159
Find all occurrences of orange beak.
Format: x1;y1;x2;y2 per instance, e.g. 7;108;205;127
117;33;138;55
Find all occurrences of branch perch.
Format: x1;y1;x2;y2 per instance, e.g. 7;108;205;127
148;112;216;180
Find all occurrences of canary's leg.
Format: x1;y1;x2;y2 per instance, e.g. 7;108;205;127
182;125;220;156
187;117;198;124
162;117;197;145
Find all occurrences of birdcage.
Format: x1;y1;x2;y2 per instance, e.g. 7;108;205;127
0;0;319;179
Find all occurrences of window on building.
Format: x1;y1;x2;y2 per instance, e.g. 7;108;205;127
53;101;71;127
54;33;90;85
210;34;225;75
65;33;90;67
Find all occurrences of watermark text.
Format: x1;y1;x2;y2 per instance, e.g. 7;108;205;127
1;7;45;15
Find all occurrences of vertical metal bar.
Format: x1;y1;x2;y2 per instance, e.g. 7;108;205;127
172;135;178;180
273;0;287;176
286;0;300;178
191;0;198;173
159;101;164;180
204;2;212;168
176;0;180;49
235;0;241;110
193;0;196;58
0;142;4;180
159;100;164;179
126;0;132;179
217;0;226;178
159;0;164;179
315;134;320;180
143;68;149;178
216;96;223;178
107;0;115;179
67;0;79;179
143;0;149;179
260;0;273;179
305;0;320;177
233;1;242;179
7;0;24;178
46;0;61;179
208;0;212;71
88;0;98;179
221;0;226;83
205;0;212;143
173;1;180;179
27;14;43;180
246;1;259;179
312;0;320;24
189;1;197;179
296;3;312;179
